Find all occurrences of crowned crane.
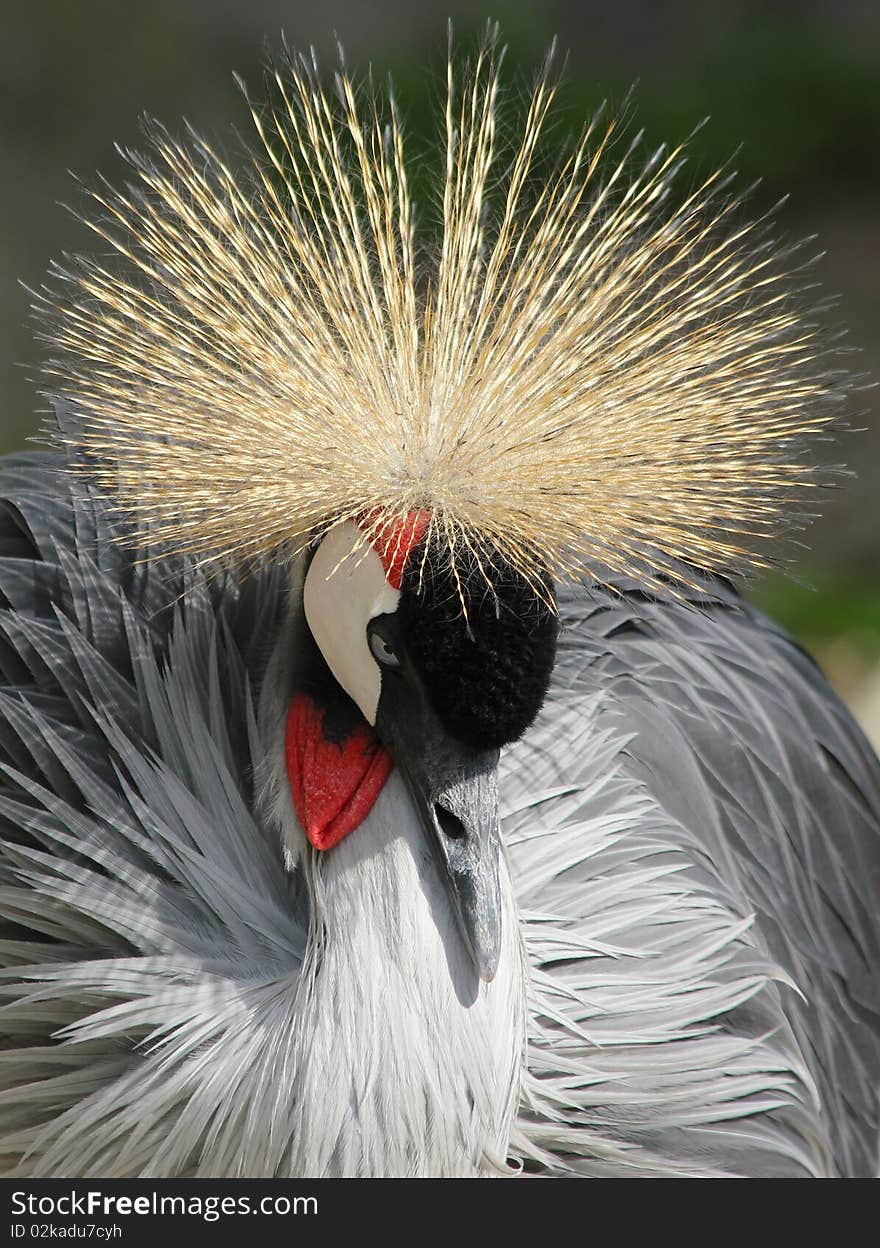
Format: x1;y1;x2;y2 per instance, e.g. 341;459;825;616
1;34;879;1178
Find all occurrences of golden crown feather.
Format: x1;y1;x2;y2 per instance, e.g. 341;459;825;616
35;27;845;602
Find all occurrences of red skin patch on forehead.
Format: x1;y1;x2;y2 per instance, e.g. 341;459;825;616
359;509;430;590
286;693;393;851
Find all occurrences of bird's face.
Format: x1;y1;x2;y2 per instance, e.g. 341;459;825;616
289;513;559;979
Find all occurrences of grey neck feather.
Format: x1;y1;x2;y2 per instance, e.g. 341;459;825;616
255;576;527;1176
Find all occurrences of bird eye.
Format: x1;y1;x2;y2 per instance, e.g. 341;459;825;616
369;630;400;668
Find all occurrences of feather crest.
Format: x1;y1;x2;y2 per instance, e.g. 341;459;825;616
35;28;844;597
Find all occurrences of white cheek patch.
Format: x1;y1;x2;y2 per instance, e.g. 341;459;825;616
303;521;400;725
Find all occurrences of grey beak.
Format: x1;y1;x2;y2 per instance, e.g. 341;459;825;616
417;754;502;982
374;682;503;981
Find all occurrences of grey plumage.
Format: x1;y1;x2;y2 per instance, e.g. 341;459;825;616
511;578;880;1175
0;443;878;1176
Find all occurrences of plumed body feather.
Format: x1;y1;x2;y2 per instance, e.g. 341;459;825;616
1;453;877;1176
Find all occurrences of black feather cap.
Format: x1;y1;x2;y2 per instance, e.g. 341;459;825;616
397;537;559;750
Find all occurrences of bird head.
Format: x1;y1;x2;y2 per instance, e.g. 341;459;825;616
292;511;557;979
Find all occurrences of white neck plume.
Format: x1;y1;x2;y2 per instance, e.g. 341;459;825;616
256;598;527;1176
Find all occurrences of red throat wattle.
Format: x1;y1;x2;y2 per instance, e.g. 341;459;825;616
285;694;393;851
286;509;430;852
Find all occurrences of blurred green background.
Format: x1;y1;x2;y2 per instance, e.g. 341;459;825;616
1;1;878;744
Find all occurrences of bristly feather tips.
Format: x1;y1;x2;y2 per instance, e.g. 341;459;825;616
34;27;848;605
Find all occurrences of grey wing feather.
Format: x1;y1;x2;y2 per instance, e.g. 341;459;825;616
503;576;880;1176
0;451;306;1177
